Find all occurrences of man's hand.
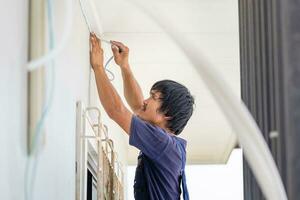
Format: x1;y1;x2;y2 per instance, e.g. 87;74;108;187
110;40;129;68
90;33;104;71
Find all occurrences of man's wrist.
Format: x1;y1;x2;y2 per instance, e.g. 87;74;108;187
93;65;105;73
120;63;130;69
121;66;132;76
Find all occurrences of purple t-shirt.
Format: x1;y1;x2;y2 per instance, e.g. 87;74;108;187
129;115;187;200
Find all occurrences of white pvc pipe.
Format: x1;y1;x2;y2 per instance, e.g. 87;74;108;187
89;0;105;35
128;1;288;200
78;0;109;43
27;0;73;71
79;0;92;32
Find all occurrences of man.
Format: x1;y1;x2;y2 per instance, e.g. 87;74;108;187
90;33;194;200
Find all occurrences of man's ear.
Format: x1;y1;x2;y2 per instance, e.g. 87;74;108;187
164;116;172;121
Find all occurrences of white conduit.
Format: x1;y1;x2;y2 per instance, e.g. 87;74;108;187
128;1;288;200
89;0;105;35
79;0;92;32
27;0;73;71
78;0;110;43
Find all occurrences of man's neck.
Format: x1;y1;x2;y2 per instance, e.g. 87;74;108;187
157;123;175;136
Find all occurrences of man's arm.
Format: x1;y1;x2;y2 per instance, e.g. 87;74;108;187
90;33;132;135
110;41;144;113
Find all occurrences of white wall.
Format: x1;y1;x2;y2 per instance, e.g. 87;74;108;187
0;0;28;199
0;0;128;199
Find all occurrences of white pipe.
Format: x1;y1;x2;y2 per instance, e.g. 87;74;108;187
27;0;73;71
89;0;105;35
78;0;109;43
128;1;288;200
79;0;92;32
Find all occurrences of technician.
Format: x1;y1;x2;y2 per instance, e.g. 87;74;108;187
90;33;194;200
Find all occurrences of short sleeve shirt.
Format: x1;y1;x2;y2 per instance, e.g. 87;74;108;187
129;115;187;200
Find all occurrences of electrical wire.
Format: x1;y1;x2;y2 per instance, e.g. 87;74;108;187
105;56;115;81
25;0;56;199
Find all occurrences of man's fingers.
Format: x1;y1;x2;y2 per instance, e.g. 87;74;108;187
111;44;120;55
90;33;102;50
90;34;96;49
110;41;124;48
110;40;126;52
111;40;124;46
89;34;93;47
92;33;102;48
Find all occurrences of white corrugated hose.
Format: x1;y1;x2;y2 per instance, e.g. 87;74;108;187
127;1;288;200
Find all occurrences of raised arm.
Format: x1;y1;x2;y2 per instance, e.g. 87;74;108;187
90;33;132;135
110;41;144;113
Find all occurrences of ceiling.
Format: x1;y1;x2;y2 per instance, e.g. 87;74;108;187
88;0;240;164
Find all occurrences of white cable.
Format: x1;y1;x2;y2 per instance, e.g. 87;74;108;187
27;0;73;71
127;1;288;200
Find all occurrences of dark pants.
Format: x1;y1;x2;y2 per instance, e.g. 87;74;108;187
134;154;150;200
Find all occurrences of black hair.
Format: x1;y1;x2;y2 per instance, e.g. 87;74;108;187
151;80;195;135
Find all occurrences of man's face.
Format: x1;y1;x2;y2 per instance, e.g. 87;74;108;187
137;90;166;125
